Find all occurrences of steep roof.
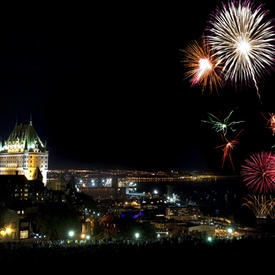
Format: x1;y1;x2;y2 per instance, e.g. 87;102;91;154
3;123;47;152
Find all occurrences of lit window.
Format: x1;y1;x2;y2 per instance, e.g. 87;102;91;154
20;230;28;239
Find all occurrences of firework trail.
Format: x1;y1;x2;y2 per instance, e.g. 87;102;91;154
202;110;245;135
182;38;223;92
215;129;243;170
241;151;275;193
207;0;275;99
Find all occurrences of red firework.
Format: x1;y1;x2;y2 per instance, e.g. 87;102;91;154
262;113;275;135
241;152;275;194
268;114;275;136
215;130;243;170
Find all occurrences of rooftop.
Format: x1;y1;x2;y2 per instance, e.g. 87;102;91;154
1;122;47;153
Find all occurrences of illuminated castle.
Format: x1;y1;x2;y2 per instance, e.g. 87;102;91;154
0;120;48;185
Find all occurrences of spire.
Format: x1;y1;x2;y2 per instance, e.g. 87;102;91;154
30;113;32;126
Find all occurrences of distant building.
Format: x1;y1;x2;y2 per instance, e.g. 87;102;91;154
46;173;67;191
0;120;48;185
0;175;46;203
188;224;216;236
166;206;202;221
79;176;126;200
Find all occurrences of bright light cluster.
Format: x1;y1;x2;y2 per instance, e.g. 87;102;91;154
0;226;14;238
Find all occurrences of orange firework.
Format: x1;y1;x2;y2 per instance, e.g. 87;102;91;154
182;38;223;92
242;195;275;219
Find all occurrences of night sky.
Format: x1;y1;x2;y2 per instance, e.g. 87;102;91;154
0;1;274;171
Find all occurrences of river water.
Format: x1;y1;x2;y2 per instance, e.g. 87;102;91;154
135;176;249;218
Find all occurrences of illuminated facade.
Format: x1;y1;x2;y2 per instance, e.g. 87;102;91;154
0;121;48;185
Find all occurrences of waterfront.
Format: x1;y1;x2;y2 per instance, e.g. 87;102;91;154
130;176;247;218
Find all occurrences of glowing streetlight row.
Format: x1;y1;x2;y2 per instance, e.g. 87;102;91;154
66;225;234;242
68;230;91;240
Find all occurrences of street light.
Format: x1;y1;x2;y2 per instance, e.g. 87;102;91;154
68;230;75;238
0;226;14;237
227;227;233;234
207;236;213;242
5;227;12;234
134;232;140;240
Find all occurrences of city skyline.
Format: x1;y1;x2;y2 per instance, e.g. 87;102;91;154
1;1;275;267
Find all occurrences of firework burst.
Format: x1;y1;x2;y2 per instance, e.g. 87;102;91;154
262;112;275;135
241;151;275;193
182;38;223;92
242;194;275;219
215;129;243;170
202;110;245;135
207;0;275;99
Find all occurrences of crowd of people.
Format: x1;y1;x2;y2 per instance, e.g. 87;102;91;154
0;235;274;268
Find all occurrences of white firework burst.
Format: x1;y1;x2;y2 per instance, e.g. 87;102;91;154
207;0;275;98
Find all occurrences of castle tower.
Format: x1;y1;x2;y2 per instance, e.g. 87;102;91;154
0;120;49;185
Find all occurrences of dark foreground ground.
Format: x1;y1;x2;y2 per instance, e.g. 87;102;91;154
0;237;274;271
